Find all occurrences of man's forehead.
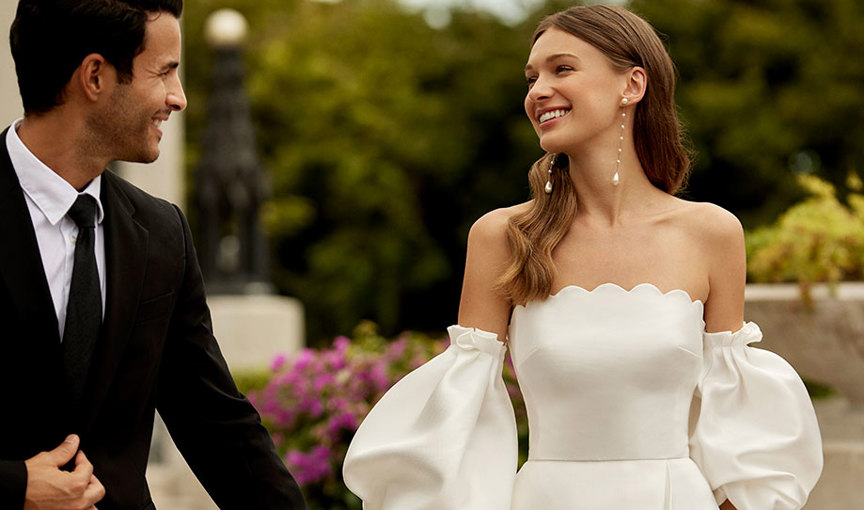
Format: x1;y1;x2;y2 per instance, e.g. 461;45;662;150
138;14;182;61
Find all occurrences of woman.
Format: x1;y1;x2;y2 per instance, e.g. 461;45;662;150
343;5;822;509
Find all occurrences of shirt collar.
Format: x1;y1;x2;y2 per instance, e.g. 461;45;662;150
6;118;104;226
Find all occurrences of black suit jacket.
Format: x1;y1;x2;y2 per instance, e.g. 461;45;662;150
0;127;306;509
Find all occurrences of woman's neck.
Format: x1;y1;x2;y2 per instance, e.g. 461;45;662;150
566;147;664;228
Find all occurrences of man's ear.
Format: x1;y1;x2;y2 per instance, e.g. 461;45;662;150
621;66;647;105
75;53;112;102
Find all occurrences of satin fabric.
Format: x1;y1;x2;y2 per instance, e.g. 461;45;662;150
343;283;822;509
343;326;518;509
691;322;823;508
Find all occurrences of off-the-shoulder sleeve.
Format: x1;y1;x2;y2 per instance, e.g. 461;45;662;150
689;322;823;510
343;326;518;510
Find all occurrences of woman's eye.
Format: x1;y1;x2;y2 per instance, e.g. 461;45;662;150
556;65;573;73
526;76;537;87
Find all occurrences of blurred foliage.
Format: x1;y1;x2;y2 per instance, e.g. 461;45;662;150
183;0;864;340
803;379;836;400
185;0;540;340
631;0;864;224
232;367;272;394
746;173;864;302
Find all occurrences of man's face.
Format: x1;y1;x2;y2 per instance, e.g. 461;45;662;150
91;13;186;163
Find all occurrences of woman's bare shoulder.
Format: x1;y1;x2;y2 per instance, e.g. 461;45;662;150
469;202;532;242
459;204;529;338
669;200;746;330
667;198;744;247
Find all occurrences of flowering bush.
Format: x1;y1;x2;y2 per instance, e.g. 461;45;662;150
246;321;528;509
747;173;864;304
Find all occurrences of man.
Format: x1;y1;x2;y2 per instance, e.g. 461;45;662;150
0;1;306;508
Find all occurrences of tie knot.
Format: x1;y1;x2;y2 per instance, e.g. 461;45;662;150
67;194;97;229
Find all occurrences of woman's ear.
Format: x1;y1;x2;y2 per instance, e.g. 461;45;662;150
621;66;647;105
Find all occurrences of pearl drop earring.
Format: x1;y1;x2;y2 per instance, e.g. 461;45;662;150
614;98;628;186
544;154;556;194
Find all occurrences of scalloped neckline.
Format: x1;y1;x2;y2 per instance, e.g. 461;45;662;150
546;282;703;306
511;282;706;336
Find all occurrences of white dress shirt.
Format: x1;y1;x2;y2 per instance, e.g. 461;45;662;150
6;119;106;340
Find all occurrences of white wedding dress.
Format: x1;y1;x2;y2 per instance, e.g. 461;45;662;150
343;283;823;509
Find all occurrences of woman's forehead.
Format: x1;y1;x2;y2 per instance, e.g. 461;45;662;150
527;29;602;66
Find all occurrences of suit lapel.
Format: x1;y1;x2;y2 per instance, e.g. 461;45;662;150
81;171;149;431
1;126;151;433
0;127;61;348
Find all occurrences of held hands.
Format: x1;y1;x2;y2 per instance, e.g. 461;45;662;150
23;435;105;510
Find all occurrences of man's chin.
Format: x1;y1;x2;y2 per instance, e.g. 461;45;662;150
142;150;160;164
122;147;161;164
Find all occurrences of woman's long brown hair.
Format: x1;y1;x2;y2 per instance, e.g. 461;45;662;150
498;5;693;305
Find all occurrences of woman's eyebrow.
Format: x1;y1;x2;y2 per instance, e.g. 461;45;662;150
525;53;581;72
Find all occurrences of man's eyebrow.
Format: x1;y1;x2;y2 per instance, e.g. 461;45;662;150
525;53;581;72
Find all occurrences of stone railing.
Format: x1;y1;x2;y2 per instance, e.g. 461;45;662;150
745;282;864;407
745;282;864;510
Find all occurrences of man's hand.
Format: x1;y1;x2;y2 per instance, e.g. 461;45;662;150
22;435;105;510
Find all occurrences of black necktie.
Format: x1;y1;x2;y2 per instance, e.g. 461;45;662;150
63;194;102;406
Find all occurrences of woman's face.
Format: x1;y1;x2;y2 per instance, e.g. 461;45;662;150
524;27;628;154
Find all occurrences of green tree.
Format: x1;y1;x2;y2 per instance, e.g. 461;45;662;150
631;0;864;225
184;0;538;340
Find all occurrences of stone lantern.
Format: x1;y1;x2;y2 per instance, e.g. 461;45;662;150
194;8;272;294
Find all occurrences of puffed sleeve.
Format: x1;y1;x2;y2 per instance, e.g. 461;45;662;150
343;325;518;510
689;322;823;509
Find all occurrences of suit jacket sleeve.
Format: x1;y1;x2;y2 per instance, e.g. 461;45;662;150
155;205;306;509
0;460;26;509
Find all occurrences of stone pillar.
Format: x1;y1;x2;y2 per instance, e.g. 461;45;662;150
1;0;23;126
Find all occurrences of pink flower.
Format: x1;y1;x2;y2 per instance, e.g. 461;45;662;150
300;398;323;417
384;338;407;360
328;397;347;412
370;362;389;392
333;336;350;351
327;412;357;438
322;349;347;370
270;352;288;372
313;372;336;392
285;446;333;485
293;349;314;371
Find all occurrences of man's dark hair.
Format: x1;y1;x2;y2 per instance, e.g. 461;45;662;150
9;0;183;114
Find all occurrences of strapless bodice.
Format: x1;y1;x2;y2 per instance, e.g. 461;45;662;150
509;283;705;461
344;282;822;510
